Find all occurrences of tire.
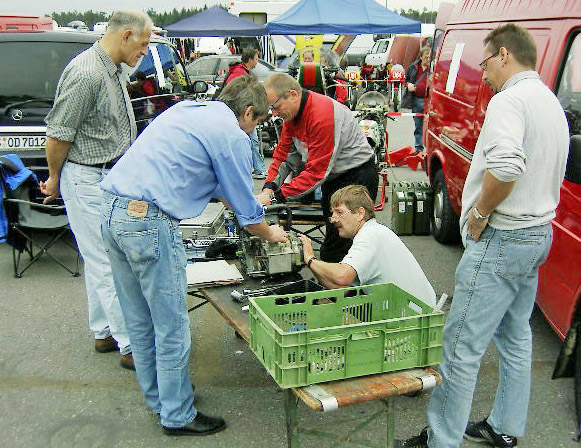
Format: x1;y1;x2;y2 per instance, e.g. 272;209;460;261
575;326;581;425
393;93;399;112
431;170;461;244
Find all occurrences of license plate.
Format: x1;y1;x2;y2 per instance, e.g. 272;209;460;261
0;135;46;151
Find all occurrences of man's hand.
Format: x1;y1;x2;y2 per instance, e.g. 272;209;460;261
256;191;271;206
266;224;288;243
298;234;314;264
467;206;488;242
407;82;416;92
40;176;60;204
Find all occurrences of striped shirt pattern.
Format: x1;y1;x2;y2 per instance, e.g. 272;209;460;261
46;42;136;165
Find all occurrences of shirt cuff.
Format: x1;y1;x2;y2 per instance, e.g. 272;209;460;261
46;125;76;142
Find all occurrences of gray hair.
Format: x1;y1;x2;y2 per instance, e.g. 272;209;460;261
264;73;301;97
106;11;152;37
218;75;269;119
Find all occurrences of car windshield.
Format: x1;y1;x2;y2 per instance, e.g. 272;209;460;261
0;41;92;105
187;57;218;76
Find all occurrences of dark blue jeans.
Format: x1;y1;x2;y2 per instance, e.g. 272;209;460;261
412;96;425;151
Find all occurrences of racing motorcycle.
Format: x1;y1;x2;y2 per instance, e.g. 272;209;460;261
354;91;393;169
387;63;406;112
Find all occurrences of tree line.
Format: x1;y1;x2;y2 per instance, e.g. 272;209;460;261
49;6;436;30
398;8;437;24
50;7;210;30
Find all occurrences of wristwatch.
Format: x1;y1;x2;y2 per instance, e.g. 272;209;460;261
472;206;490;221
307;256;316;268
269;192;278;205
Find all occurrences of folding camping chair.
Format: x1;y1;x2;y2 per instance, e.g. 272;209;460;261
0;157;80;278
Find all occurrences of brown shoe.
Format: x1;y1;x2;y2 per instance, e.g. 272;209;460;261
95;336;119;353
120;352;136;371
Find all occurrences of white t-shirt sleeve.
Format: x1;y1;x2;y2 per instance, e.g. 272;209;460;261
341;227;376;284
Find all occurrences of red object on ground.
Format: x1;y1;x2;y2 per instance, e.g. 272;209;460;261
374;170;389;211
386;145;414;166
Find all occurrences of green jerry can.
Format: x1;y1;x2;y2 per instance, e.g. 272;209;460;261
390;181;414;235
412;182;433;235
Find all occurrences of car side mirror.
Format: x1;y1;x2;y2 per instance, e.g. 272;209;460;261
193;80;209;94
565;135;581;184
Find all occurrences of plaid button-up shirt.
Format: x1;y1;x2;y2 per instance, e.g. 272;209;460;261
46;42;136;165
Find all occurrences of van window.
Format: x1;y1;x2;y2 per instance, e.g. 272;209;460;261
0;41;91;105
557;32;581;135
187;57;218;76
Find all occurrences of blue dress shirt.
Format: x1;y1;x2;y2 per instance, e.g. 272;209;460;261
101;101;264;226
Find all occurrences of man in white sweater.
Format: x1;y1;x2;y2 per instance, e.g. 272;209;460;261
299;184;436;307
404;24;569;448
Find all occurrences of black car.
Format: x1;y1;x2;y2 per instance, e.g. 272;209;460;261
186;54;281;85
0;29;196;174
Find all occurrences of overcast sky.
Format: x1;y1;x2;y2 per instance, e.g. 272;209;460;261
5;0;450;18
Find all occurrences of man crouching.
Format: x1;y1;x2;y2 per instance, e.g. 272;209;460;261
300;185;435;307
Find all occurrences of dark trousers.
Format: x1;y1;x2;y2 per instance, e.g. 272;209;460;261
319;158;379;263
412;96;425;151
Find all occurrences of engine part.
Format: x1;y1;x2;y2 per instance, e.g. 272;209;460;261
238;205;304;278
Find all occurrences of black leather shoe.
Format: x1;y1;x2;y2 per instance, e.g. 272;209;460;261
162;412;226;436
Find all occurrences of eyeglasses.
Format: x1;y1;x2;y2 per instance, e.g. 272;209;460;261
328;209;353;223
269;90;289;111
479;51;500;71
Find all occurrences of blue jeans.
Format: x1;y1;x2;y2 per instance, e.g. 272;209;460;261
101;192;196;428
60;162;130;354
427;224;552;448
250;128;266;173
412;96;425;151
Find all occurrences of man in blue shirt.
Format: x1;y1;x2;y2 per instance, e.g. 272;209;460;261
100;76;287;436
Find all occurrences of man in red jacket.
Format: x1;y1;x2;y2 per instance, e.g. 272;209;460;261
225;47;258;84
258;73;378;263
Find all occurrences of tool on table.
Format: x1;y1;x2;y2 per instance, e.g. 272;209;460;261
230;281;297;303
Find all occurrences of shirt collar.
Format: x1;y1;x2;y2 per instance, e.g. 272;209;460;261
294;89;310;122
94;41;121;77
501;70;539;91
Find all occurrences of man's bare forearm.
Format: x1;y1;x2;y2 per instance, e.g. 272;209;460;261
309;259;356;289
475;170;516;216
45;137;72;180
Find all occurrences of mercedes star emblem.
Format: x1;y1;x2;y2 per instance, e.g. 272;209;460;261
11;110;23;121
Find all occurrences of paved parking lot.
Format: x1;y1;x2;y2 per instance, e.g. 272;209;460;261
0;115;578;447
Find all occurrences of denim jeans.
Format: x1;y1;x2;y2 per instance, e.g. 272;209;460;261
426;224;552;448
250;128;267;173
412;96;425;151
60;162;130;354
101;192;196;428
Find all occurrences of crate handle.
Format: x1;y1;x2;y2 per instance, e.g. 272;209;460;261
351;330;381;340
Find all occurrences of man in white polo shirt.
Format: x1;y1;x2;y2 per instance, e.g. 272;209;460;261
299;184;436;306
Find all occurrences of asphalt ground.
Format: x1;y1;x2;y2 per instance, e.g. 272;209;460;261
0;113;578;448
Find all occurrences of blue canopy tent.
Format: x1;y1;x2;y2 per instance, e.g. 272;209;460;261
266;0;421;35
166;6;268;37
132;43;177;78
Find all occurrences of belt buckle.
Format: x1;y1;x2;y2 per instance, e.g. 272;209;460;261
127;200;148;218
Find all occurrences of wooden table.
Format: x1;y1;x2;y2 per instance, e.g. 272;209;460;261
190;278;441;448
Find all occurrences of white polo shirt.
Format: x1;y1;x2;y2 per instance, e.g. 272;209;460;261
341;219;436;306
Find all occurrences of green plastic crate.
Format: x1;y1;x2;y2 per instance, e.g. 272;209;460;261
248;283;444;389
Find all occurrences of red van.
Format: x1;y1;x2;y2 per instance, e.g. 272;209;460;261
0;15;53;32
424;0;581;341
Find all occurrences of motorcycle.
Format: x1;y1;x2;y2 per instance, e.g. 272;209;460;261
258;115;283;157
354;91;393;170
387;64;405;112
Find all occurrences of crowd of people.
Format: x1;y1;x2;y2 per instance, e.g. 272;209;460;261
39;10;569;447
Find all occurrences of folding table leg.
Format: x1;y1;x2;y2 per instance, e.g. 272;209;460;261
285;389;300;448
383;397;395;448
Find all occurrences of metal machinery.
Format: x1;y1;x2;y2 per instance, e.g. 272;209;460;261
238;205;304;278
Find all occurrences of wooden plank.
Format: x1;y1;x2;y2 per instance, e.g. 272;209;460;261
294;368;440;411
